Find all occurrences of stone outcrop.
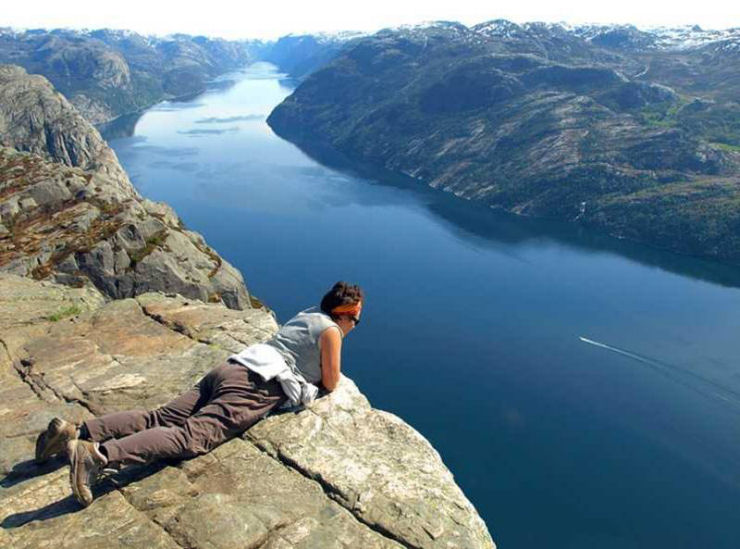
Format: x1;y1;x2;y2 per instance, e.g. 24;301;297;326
0;65;251;309
0;273;496;548
0;146;251;309
0;64;132;190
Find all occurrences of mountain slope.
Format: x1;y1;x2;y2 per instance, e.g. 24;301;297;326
0;28;261;124
268;21;740;262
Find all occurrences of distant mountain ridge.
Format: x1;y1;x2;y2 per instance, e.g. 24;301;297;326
261;31;366;81
3;21;735;123
570;23;740;51
0;27;265;124
0;26;369;124
379;20;740;52
267;19;740;262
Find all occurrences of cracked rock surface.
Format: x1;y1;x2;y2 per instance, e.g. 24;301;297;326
0;273;496;548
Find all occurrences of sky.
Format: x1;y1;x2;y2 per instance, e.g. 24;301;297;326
2;0;738;40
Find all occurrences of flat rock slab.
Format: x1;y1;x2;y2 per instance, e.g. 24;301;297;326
0;274;495;548
248;379;493;548
1;470;182;549
0;274;105;476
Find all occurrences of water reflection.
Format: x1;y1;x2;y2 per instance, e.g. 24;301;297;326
267;126;740;289
194;115;264;124
177;127;241;136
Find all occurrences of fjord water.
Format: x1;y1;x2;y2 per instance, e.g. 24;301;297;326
105;63;740;548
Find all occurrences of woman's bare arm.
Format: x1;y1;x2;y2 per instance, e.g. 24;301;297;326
319;326;343;391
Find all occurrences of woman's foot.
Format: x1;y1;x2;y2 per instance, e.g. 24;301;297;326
34;418;78;464
67;440;107;507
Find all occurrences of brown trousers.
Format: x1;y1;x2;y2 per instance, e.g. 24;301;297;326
83;361;287;466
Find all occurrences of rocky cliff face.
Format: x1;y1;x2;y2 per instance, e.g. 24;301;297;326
0;28;261;124
267;21;740;262
0;64;251;309
0;273;496;548
0;64;132;189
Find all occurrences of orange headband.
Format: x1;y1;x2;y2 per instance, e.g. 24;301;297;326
331;301;362;316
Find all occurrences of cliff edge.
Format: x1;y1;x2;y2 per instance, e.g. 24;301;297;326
0;274;495;548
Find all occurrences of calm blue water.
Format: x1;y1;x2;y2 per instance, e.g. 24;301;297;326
105;62;740;548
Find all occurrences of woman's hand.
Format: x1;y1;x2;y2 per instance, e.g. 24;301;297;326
319;326;343;391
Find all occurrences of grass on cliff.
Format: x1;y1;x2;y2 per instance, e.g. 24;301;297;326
639;99;687;128
128;230;169;269
587;178;740;261
45;304;82;322
711;142;740;153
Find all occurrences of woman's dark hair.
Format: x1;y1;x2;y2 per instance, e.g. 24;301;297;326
320;281;364;320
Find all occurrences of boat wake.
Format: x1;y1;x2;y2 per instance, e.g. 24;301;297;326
579;336;740;408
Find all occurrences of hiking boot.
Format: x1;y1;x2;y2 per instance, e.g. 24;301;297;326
35;417;78;464
67;440;107;507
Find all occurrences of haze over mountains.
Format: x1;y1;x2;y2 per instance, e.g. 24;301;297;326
1;19;739;262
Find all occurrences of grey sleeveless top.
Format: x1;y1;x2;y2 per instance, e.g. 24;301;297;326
265;307;341;384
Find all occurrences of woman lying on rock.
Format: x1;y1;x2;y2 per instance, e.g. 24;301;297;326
34;281;364;507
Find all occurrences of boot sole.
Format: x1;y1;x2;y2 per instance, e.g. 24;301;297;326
68;441;93;507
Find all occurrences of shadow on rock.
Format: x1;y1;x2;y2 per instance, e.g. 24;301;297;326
1;456;67;489
1;462;167;529
1;494;80;528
